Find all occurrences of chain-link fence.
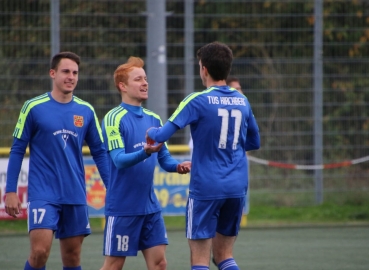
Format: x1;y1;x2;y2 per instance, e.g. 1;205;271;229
1;0;368;206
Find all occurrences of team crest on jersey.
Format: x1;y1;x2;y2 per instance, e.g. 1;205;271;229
74;115;84;127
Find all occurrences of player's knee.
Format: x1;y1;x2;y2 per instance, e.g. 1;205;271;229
29;247;50;265
155;257;167;270
61;249;81;265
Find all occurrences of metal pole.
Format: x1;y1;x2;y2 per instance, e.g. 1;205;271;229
184;0;194;143
146;0;167;121
313;0;324;204
50;0;60;89
50;0;60;57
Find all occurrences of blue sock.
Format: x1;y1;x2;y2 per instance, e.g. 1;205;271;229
191;266;209;270
219;258;239;270
63;267;82;270
24;261;45;270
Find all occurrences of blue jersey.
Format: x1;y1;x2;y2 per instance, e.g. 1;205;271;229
11;92;107;204
102;104;168;216
169;86;260;200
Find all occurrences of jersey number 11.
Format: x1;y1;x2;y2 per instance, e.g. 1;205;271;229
218;108;242;150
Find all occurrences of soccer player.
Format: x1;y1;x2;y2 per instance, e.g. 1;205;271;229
226;76;243;94
188;75;244;156
5;51;110;270
99;56;191;270
147;42;260;270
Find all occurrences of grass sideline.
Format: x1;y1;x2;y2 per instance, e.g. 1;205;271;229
2;227;369;270
1;203;369;235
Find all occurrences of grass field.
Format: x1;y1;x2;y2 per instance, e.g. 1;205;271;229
1;203;369;269
0;226;369;270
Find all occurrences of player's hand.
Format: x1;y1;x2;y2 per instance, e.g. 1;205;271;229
146;126;163;145
177;161;191;174
146;127;158;145
144;142;163;155
146;134;155;145
5;192;21;218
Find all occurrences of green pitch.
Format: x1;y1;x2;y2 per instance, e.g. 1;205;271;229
1;226;368;269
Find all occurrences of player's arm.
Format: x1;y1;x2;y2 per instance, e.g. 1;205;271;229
86;116;111;188
89;144;110;188
109;143;163;169
245;107;261;151
5;138;27;218
147;121;179;143
157;146;191;174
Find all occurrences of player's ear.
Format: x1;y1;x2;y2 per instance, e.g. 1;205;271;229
49;69;55;79
203;66;209;77
118;81;127;92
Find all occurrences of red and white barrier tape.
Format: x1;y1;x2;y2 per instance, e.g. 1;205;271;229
247;155;369;170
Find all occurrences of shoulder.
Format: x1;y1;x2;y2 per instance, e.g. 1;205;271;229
142;108;161;121
20;93;50;114
104;106;128;126
173;89;212;114
181;88;216;105
183;91;206;102
72;95;96;112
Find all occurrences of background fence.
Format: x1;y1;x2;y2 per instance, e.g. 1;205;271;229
1;0;368;206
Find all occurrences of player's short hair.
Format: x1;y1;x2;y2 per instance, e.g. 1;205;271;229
196;41;233;81
114;56;145;92
50;52;80;70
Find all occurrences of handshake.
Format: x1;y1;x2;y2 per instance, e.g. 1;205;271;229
145;127;158;146
145;127;191;175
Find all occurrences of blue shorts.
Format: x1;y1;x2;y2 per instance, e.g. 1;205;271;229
186;197;245;239
27;200;91;239
103;211;168;256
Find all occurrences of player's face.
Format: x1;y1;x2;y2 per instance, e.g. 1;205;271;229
228;81;242;94
124;67;148;105
50;58;79;95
